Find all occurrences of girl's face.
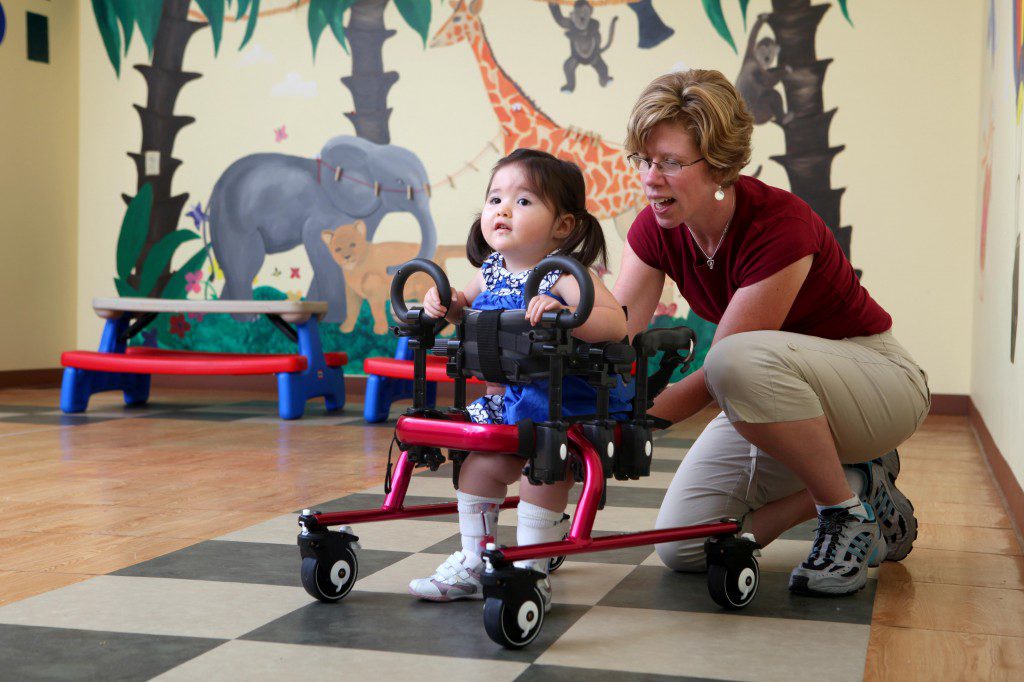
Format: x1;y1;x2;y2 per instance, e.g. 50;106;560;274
481;164;573;270
641;121;719;229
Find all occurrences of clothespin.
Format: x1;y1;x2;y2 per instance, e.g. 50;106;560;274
315;155;322;183
335;167;343;182
406;186;413;200
425;183;432;198
488;140;500;153
374;182;381;197
447;175;455;189
468;160;478;172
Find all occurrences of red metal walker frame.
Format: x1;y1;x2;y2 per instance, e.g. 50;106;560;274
296;255;760;649
307;414;739;564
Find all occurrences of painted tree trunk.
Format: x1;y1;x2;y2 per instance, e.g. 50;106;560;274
766;0;853;261
124;0;204;296
341;0;399;145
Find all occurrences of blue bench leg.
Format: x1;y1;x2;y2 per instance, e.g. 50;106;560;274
61;368;93;413
324;370;346;412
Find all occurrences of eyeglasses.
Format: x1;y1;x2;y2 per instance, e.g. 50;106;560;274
627;154;705;176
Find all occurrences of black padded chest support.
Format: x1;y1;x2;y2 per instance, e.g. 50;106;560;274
475;310;505;383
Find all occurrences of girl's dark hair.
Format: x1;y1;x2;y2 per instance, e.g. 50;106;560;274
466;148;608;269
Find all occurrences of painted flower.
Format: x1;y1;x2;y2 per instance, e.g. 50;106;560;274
186;202;208;230
187;312;205;322
654;302;678;319
169;314;190;338
286;290;303;301
290;267;301;279
185;270;203;294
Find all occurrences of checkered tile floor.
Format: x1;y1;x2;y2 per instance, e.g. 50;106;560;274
0;405;877;681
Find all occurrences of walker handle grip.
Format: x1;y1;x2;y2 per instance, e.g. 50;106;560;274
390;259;451;330
523;255;594;329
635;327;696;362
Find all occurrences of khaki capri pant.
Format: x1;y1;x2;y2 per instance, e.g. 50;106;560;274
655;329;930;572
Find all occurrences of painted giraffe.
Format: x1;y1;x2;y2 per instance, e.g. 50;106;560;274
430;0;646;224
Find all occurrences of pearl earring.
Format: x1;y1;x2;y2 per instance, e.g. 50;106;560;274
714;186;725;201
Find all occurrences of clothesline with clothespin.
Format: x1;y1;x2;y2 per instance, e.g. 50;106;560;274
314;132;505;198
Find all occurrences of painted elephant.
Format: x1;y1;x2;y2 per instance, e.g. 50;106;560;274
208;135;437;323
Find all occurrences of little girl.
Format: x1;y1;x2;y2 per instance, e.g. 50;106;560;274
408;148;630;608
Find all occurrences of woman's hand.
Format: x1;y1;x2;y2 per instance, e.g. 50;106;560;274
525;294;566;326
423;286;461;320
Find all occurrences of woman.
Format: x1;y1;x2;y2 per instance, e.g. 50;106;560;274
613;70;930;596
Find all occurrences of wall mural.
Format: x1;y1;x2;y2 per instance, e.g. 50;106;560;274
87;0;865;378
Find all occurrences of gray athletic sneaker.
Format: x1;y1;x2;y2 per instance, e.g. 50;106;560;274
858;450;917;561
789;504;886;596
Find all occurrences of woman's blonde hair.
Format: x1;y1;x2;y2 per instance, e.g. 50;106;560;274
625;69;753;187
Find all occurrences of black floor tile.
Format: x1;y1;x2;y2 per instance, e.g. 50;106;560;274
111;540;410;587
517;665;722;682
598;565;876;625
0;624;224;682
241;592;589;663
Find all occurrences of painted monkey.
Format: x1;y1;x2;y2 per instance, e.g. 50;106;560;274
735;14;794;125
549;0;618;93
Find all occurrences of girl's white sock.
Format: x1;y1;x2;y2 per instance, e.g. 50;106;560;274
457;491;502;560
514;501;566;574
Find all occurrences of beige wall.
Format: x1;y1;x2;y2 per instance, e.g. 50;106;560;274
0;0;78;371
972;2;1024;487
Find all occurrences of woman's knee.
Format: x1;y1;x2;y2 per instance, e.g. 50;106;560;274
703;333;768;396
655;540;707;572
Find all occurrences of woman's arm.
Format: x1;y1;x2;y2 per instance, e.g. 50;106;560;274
612;242;665;339
647;255;813;423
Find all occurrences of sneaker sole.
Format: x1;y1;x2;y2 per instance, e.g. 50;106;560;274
788;574;867;597
408;586;483;602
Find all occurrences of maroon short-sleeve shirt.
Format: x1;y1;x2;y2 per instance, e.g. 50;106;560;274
626;175;891;339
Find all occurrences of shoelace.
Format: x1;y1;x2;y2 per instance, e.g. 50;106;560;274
809;510;854;564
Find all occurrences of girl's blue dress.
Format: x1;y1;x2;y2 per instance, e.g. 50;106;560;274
465;252;632;425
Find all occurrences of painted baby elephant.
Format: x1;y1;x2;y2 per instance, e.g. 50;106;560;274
208;135;437;323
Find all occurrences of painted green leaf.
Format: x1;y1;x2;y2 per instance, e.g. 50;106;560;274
394;0;432;47
239;0;261;49
308;0;329;60
116;184;153;282
235;0;251;20
196;0;226;54
324;0;356;54
114;278;141;297
161;245;211;299
701;0;737;53
111;0;135;53
837;0;853;26
132;0;161;55
91;0;122;75
138;230;200;297
739;0;750;30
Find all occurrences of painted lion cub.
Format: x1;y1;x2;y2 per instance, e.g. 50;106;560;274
322;220;464;335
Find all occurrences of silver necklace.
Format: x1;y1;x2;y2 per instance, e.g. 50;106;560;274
687;219;731;270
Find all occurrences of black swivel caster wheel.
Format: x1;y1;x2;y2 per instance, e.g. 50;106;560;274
301;545;358;603
547;554;566;572
483;585;546;649
707;552;758;609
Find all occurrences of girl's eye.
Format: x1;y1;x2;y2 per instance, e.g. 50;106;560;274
488;196;501;204
517;198;531;206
